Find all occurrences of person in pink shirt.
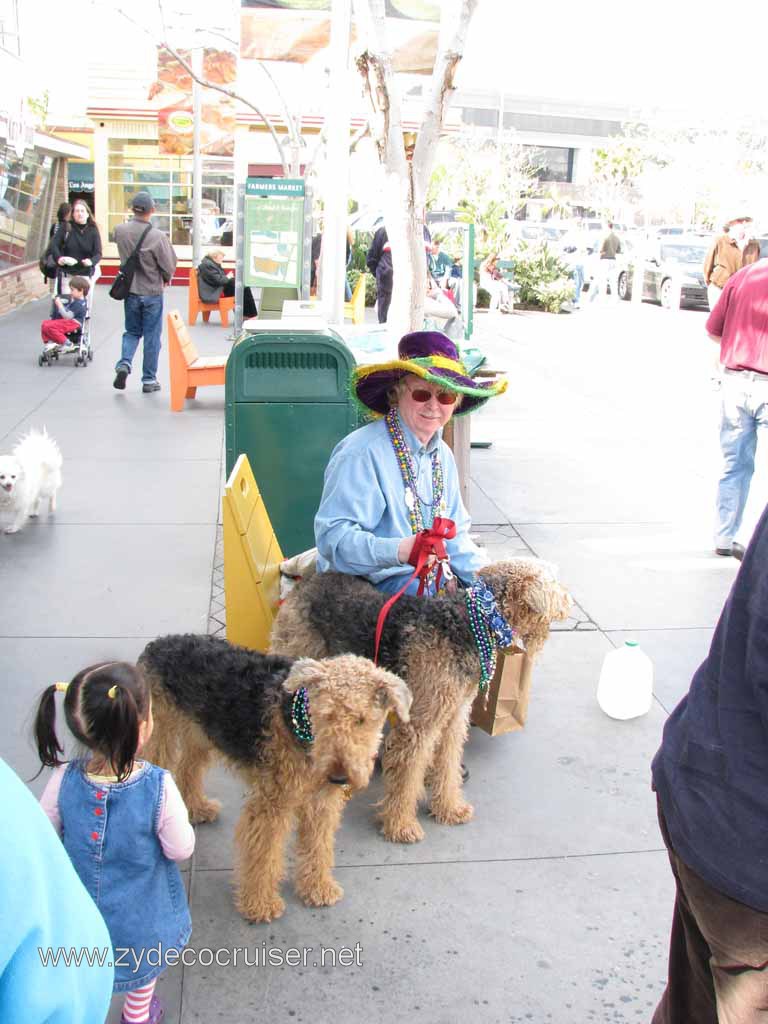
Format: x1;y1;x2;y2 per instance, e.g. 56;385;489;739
33;661;195;1024
706;257;768;559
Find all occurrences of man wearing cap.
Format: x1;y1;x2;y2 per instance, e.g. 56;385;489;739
113;191;177;393
703;215;753;312
707;252;768;559
314;332;507;596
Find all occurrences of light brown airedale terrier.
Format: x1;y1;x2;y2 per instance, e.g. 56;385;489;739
139;633;411;923
270;558;571;845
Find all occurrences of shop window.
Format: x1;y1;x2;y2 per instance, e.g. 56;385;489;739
0;144;53;270
525;145;574;183
107;139;234;248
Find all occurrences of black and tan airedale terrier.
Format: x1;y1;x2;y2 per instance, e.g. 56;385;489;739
270;559;571;845
139;633;411;922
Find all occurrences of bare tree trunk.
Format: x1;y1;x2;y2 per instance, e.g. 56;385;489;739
358;0;478;335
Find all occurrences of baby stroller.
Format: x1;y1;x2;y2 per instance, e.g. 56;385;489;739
38;267;96;368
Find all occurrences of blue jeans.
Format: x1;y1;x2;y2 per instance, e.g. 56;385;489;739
117;293;164;383
571;263;585;305
715;372;768;546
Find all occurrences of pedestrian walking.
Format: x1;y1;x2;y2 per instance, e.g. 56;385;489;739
113;191;176;393
651;503;768;1023
703;214;752;312
591;222;622;302
706;257;768;558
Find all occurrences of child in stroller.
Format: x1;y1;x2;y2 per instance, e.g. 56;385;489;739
39;273;94;367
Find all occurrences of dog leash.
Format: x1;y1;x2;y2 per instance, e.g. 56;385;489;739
373;517;456;665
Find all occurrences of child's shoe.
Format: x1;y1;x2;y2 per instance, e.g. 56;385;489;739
43;342;58;354
120;995;164;1024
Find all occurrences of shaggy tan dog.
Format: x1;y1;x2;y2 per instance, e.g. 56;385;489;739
270;559;571;844
139;634;411;922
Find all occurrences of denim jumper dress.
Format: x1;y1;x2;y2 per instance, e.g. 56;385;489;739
59;760;192;992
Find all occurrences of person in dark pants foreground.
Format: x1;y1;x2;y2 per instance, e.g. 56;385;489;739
651;504;768;1022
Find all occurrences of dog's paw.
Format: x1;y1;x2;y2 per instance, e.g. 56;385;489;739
296;878;344;908
236;892;285;923
430;801;474;826
188;798;221;824
381;819;425;844
3;525;21;534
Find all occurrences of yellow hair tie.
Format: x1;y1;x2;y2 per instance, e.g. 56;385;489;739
54;681;69;693
107;685;118;700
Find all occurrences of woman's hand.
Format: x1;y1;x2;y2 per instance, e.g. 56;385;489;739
81;258;92;266
397;536;417;564
57;256;67;266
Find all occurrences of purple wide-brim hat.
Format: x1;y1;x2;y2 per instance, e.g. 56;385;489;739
352;331;507;417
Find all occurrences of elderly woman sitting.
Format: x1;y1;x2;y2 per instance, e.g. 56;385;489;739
197;249;257;318
314;331;507;596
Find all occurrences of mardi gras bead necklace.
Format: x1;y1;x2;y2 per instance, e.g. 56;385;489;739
287;686;314;746
465;580;522;693
385;409;445;534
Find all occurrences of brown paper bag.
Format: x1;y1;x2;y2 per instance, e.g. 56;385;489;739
470;651;533;736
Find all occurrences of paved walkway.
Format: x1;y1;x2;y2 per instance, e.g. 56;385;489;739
0;289;738;1023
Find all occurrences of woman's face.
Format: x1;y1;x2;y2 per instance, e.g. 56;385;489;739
72;202;88;225
397;373;457;444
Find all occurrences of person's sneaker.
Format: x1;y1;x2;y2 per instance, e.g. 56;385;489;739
715;543;745;559
142;381;161;393
113;369;128;390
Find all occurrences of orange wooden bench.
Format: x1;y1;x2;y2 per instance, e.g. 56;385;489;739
188;267;235;326
167;309;227;412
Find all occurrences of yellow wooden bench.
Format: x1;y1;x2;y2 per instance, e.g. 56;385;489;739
344;273;366;324
222;454;284;651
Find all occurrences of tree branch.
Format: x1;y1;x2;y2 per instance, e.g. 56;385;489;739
411;0;478;198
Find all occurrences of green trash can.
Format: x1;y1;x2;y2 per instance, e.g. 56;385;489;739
225;327;358;557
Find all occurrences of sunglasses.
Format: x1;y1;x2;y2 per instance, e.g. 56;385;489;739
405;384;458;406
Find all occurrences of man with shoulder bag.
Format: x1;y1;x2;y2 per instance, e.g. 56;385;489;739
112;191;177;393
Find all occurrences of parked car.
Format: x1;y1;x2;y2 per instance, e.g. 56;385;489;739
617;238;709;308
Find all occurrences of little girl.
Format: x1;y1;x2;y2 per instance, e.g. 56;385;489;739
34;661;195;1024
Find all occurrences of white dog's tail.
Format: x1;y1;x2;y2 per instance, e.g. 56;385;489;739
14;428;63;476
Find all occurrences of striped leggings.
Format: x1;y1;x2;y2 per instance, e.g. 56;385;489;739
122;979;157;1022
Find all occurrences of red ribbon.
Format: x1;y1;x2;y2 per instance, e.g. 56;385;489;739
373;517;456;665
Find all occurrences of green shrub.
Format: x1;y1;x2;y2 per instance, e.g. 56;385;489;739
350;233;372;273
476;287;491;309
510;243;574;313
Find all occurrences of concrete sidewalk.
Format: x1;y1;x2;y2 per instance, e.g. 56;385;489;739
0;289;738;1023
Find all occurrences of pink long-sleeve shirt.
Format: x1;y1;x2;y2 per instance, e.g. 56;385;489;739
40;762;196;862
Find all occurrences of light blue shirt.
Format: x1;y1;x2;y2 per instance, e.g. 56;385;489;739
314;413;485;594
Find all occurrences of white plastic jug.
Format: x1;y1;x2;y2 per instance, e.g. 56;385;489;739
597;640;653;720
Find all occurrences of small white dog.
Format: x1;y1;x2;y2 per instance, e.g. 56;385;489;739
0;429;63;534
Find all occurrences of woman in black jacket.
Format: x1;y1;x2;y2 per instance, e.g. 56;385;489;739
51;199;102;277
197;249;257;318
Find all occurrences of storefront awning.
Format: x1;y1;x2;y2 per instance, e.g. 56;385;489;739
68;162;94;192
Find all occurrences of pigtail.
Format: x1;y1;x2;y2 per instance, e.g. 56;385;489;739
103;686;140;782
33;685;65;773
